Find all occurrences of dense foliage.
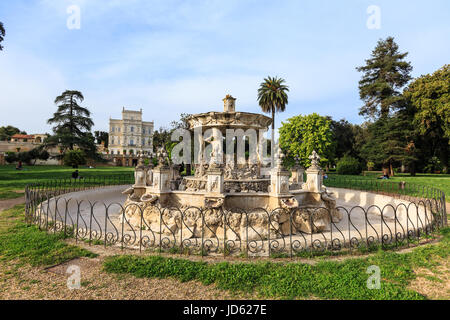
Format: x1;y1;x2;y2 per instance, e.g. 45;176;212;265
404;64;450;173
336;156;361;175
5;148;50;165
46;90;99;160
0;125;26;141
279;113;333;167
94;131;109;148
356;37;412;119
63;149;87;167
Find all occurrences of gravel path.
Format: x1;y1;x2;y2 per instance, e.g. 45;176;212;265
0;257;251;300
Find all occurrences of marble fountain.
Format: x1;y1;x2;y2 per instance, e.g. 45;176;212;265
34;96;436;254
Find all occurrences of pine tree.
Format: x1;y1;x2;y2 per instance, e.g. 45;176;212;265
356;37;412;119
46;90;97;157
361;112;417;176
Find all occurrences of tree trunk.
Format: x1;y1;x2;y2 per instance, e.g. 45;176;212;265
410;161;416;176
70;95;74;150
389;161;394;177
271;108;275;168
439;139;449;173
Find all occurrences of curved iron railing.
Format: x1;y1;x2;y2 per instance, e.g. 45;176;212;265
25;175;447;258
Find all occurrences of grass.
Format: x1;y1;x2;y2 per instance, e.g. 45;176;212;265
0;165;133;200
326;172;450;197
103;227;449;300
0;204;96;267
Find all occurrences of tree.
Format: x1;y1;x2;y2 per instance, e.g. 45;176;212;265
336;156;361;175
360;112;416;176
46;90;97;158
279;113;334;168
63;150;87;167
170;113;193;174
152;127;172;152
0;22;5;51
0;126;26;141
328;118;357;162
356;37;412;119
94;131;109;148
404;64;450;173
170;113;192;130
23;148;50;165
352;122;370;162
257;76;289;166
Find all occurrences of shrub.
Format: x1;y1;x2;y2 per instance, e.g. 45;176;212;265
336;156;361;175
63;149;87;167
5;152;18;163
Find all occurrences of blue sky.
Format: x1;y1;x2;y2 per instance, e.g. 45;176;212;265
0;0;449;134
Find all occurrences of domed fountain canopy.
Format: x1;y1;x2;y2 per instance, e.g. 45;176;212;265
186;95;272;131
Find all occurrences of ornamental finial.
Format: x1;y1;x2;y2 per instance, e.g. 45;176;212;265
309;150;320;169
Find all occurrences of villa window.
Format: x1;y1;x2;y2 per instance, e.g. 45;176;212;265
131;126;134;132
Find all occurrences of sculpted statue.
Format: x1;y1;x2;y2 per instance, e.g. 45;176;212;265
204;134;223;166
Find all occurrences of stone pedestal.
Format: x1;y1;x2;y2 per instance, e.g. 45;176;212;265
290;165;304;186
205;166;225;208
133;157;147;196
303;150;323;192
148;166;171;193
304;167;323;192
206;165;224;195
269;167;291;196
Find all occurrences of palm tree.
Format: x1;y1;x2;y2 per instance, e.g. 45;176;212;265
0;22;5;51
257;76;289;166
47;90;94;151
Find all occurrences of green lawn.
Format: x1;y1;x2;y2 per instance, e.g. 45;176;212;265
0;204;96;266
0;165;134;200
104;227;450;300
327;172;450;199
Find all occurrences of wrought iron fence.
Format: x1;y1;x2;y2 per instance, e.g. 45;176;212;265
324;176;446;208
25;175;447;258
